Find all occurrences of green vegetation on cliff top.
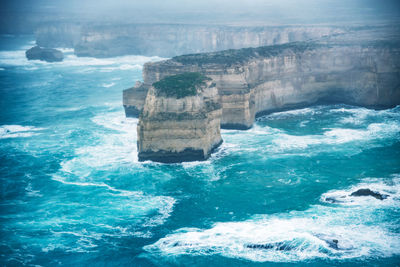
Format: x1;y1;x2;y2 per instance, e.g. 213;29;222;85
172;42;321;66
153;72;211;98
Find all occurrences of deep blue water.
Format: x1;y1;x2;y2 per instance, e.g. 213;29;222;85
1;35;400;266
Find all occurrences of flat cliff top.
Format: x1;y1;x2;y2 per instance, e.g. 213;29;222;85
172;42;320;66
155;26;400;67
153;72;211;98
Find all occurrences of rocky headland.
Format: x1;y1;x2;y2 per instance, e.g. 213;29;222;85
137;72;222;163
124;26;400;130
25;46;64;62
34;23;345;58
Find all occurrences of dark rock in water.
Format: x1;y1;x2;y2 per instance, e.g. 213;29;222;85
324;196;348;204
246;241;296;251
350;188;388;200
325;197;338;203
25;46;64;62
326;239;339;250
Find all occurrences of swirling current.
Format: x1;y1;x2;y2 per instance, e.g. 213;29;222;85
1;35;399;266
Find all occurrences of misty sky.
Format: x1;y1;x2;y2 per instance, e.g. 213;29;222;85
1;0;400;31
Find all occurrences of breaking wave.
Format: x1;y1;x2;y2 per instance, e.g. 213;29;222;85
145;176;400;262
0;45;166;69
0;125;45;139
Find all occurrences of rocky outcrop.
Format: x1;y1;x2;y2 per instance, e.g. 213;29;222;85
123;81;148;117
25;46;64;62
124;27;400;129
34;23;345;58
137;73;222;163
350;189;388;200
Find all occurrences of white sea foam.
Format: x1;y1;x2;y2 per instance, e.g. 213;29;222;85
101;82;115;88
220;120;400;157
271;121;400;150
25;182;43;197
0;50;30;66
99;64;143;72
332;105;400;125
263;107;319;119
55;106;84;112
0;46;166;68
52;174;143;197
0;125;45;139
321;176;400;207
52;174;177;232
55;48;74;53
145;177;400;262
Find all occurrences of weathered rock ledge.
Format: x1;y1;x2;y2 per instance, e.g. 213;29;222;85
124;27;400;129
137;73;222;163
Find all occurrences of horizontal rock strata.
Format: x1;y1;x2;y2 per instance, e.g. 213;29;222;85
124;27;400;129
137;73;222;163
35;23;344;58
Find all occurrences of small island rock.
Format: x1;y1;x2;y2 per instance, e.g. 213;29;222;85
25;46;64;62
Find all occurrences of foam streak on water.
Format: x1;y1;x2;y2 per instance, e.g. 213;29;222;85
1;36;400;266
145;176;400;262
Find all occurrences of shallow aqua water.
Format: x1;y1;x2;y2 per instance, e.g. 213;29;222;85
1;35;400;266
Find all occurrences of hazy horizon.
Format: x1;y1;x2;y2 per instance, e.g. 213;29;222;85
1;0;400;33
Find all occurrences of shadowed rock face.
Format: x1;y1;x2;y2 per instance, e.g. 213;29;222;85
124;27;400;129
350;188;388;200
25;46;64;62
137;73;222;163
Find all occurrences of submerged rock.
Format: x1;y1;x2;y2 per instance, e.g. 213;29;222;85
25;46;64;62
137;72;222;163
350;188;388;200
246;242;296;251
247;238;342;252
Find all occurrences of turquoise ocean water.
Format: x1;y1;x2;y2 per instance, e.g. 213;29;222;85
1;35;400;266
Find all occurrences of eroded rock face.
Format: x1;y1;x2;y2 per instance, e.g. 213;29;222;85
35;23;344;58
124;27;400;129
123;81;148;117
137;73;222;163
25;46;64;62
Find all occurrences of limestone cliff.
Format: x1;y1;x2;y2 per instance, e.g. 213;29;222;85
137;73;222;163
124;27;400;129
123;81;148;117
34;23;344;58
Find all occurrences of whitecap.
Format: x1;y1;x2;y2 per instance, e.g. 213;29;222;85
100;64;143;72
271;121;400;151
52;174;143;197
262;107;319;120
0;46;166;68
101;82;115;88
321;176;400;206
333;106;400;125
55;47;74;53
0;125;45;139
58;111;139;177
145;176;400;262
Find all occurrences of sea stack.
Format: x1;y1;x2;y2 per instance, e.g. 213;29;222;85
137;72;222;163
25;46;64;62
